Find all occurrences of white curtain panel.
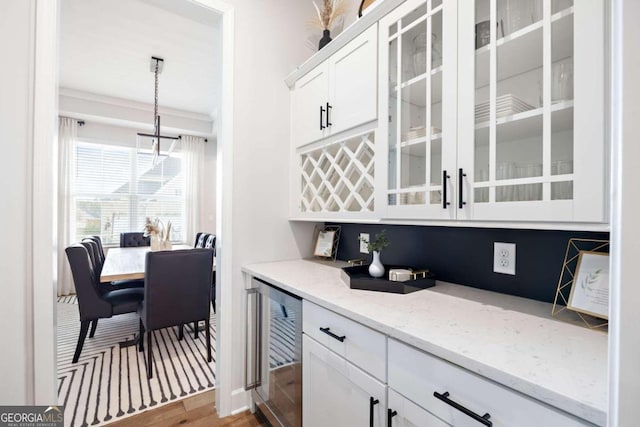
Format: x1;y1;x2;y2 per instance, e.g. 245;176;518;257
182;135;206;245
57;117;78;296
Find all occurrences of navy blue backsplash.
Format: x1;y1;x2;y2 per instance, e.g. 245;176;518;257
330;223;609;303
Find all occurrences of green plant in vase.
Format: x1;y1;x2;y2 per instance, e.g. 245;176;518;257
360;230;389;278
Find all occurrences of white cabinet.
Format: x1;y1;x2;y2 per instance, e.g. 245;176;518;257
379;0;458;220
291;66;329;147
303;335;386;427
388;339;591;427
291;25;378;149
378;0;606;223
388;389;450;427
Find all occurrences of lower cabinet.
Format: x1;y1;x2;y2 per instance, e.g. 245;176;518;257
388;389;449;427
388;339;591;427
303;334;386;427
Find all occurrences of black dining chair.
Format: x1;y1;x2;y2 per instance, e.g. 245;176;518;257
83;237;144;293
120;232;150;247
138;249;214;379
66;244;144;363
194;232;217;313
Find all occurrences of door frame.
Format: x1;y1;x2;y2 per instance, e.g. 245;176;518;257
31;0;237;415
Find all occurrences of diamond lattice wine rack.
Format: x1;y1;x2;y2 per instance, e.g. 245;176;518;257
300;132;375;213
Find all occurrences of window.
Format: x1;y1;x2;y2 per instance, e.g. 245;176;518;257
73;140;185;245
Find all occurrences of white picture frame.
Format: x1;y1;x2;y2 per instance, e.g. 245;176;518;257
567;251;610;320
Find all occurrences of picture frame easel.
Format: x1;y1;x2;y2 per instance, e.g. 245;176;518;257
552;238;609;331
312;225;341;262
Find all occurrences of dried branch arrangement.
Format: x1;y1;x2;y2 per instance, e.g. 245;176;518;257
309;0;347;30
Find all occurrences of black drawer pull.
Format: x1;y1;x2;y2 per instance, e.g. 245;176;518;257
326;102;332;127
433;391;492;426
319;327;345;342
320;105;326;130
369;397;379;427
387;408;397;427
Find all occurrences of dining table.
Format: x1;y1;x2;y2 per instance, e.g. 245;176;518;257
100;244;213;283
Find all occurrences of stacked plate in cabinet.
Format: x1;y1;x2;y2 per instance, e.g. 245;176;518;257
475;94;534;123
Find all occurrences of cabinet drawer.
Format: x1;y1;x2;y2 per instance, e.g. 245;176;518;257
303;300;386;381
388;339;591;427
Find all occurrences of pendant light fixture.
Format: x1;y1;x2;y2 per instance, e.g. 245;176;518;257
137;56;179;165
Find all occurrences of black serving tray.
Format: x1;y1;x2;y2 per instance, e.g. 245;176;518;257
341;265;435;294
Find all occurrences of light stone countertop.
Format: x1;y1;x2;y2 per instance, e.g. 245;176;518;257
242;259;608;426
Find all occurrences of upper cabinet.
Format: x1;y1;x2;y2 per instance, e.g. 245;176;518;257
379;0;457;220
288;0;607;226
456;0;606;222
291;25;379;149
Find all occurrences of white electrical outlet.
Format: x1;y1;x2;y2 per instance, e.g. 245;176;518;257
494;242;516;275
359;233;370;254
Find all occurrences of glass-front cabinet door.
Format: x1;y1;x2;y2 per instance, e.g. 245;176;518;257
379;0;457;219
457;0;606;222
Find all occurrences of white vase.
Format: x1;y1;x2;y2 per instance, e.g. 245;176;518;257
369;251;385;278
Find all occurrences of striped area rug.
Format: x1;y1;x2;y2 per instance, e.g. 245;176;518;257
57;296;216;427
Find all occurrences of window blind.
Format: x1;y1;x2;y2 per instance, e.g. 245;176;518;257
73;141;185;245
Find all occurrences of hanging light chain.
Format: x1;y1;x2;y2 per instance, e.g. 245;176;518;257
153;59;159;135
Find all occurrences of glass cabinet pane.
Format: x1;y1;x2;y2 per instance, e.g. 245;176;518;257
388;0;446;209
473;0;575;205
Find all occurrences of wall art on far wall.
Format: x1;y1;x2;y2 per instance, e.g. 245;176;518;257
567;251;610;320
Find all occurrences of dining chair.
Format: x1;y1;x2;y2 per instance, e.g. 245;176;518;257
86;236;105;265
82;237;144;293
138;249;214;379
66;244;144;363
120;232;150;247
194;232;217;313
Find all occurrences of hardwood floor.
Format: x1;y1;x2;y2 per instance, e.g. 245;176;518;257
105;390;266;427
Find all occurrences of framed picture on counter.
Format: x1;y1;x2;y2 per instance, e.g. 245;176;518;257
567;251;610;320
312;225;341;260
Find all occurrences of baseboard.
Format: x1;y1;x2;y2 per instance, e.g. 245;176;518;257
230;387;250;415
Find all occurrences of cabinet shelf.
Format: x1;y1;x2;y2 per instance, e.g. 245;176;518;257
474;100;573;145
392;67;442;106
475;9;574;88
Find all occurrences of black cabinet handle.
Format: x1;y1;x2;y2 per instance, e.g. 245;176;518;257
387;408;397;427
320;105;326;130
442;170;451;209
326;102;332;127
319;327;345;342
433;391;492;426
369;397;379;427
458;168;467;209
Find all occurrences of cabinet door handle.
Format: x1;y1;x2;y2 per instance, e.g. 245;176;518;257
319;327;345;342
442;170;451;209
433;391;492;426
326;102;332;127
369;397;379;427
458;168;467;209
387;408;397;427
320;105;326;130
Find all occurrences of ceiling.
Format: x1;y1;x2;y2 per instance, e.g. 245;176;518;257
60;0;221;116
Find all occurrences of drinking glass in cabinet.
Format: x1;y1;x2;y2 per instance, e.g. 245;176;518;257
551;60;573;103
497;0;542;37
412;32;427;77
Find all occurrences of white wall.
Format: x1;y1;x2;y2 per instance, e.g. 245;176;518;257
216;0;319;414
609;0;640;424
0;0;36;404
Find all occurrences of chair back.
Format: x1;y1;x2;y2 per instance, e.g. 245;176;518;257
87;235;105;264
65;244;111;321
80;240;101;282
120;232;150;247
194;232;216;255
142;249;213;331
